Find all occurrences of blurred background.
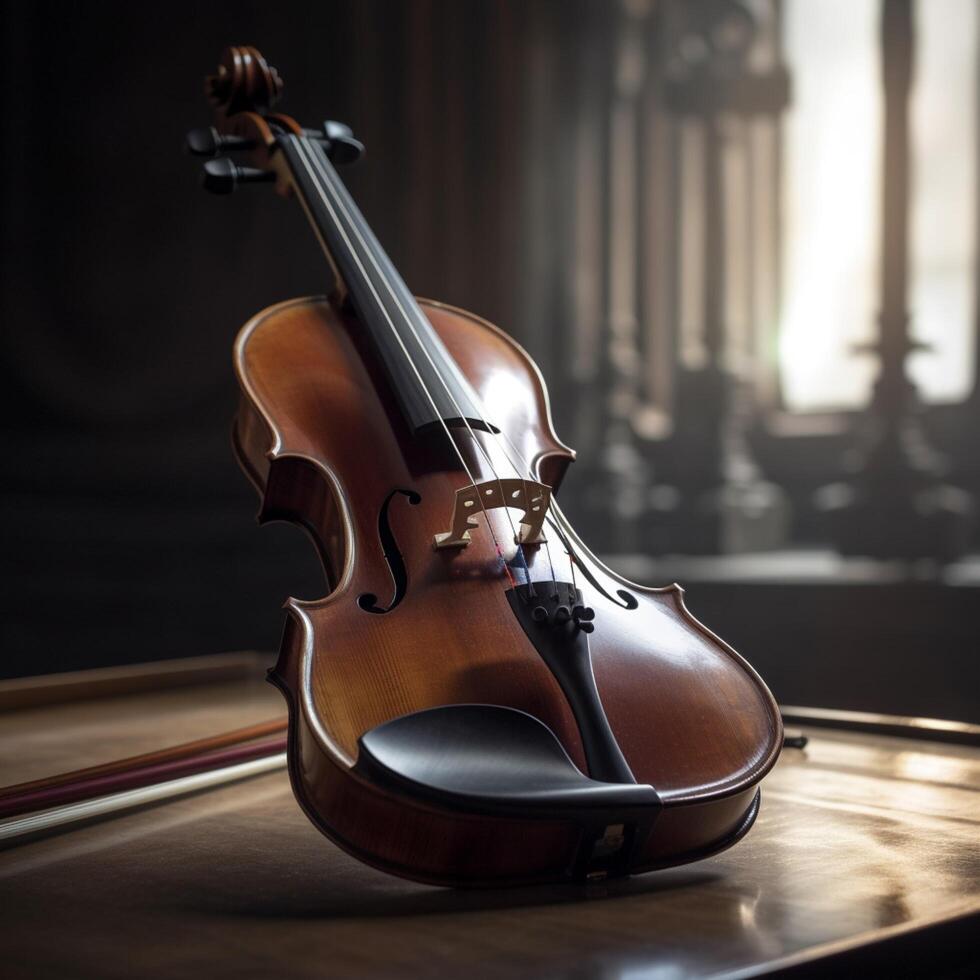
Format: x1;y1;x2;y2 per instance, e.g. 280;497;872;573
1;0;977;721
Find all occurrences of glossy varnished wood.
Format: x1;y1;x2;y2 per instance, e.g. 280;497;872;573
1;668;976;979
232;296;781;885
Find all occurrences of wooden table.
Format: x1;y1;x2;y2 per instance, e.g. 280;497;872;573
1;656;977;978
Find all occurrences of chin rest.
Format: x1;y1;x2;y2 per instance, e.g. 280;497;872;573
355;704;661;821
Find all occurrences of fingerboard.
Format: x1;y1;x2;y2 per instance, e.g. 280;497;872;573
281;134;494;435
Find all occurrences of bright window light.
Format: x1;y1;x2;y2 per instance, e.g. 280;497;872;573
779;0;975;411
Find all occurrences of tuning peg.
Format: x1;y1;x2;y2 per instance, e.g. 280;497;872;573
321;120;365;165
201;157;275;194
299;121;364;165
322;120;354;142
186;126;255;157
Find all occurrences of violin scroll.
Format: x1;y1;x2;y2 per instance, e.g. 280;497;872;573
206;45;283;116
187;48;363;198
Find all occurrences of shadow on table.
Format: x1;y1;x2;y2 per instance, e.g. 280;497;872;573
185;865;720;921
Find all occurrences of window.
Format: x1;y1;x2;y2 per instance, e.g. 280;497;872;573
778;0;976;412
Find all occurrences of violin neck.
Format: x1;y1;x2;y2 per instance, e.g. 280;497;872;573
280;134;492;436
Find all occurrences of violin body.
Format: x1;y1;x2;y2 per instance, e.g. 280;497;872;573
234;294;782;886
194;45;782;887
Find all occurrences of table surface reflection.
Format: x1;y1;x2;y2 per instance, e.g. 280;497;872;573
1;662;977;979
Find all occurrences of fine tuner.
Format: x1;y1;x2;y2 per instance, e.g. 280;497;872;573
530;600;596;633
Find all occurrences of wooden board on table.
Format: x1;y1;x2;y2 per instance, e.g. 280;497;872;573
0;656;977;978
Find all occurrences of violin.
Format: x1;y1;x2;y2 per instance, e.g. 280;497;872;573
189;46;782;886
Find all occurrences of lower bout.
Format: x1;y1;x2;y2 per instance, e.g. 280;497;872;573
282;692;762;887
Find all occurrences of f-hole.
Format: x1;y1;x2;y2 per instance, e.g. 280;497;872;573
357;489;421;614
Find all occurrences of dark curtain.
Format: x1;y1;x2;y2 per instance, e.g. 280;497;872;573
0;0;547;676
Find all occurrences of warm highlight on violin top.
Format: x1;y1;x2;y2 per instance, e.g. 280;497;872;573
187;45;782;887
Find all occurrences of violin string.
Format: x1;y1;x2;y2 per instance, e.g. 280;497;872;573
316;152;573;597
290;136;517;590
302;136;551;595
486;427;584;599
297;136;572;600
307;138;568;601
565;528;580;594
304;139;537;592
